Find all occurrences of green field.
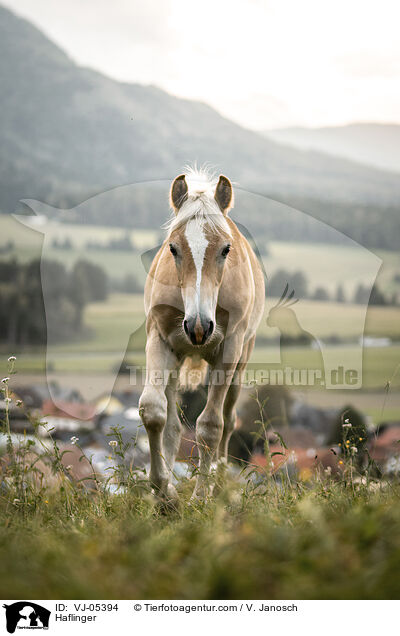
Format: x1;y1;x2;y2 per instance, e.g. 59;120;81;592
3;291;399;353
0;216;157;282
3;292;400;382
2;215;400;296
1;215;160;250
2;292;400;425
4;293;399;377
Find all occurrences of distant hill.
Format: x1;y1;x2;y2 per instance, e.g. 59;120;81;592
264;123;400;173
0;5;400;249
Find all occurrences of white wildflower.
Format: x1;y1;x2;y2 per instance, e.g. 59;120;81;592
1;377;10;384
4;397;11;404
351;446;358;455
325;466;332;476
109;440;118;448
385;456;400;475
70;436;79;445
8;356;16;362
65;465;72;471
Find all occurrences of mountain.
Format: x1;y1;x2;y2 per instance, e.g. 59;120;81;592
264;124;400;173
0;5;399;249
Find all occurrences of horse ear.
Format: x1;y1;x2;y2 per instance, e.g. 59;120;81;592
170;174;188;213
215;175;233;215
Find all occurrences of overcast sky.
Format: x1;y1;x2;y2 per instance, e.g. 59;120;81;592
5;0;400;129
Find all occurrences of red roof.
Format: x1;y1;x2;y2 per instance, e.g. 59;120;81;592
42;399;96;421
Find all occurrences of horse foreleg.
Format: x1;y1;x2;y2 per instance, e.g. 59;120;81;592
193;334;244;499
139;330;178;498
219;377;240;462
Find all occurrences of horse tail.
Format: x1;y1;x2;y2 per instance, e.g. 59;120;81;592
179;357;208;391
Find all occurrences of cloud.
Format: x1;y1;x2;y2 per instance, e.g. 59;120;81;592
336;51;400;78
5;0;176;79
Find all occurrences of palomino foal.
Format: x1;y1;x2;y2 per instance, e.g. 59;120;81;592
139;170;265;500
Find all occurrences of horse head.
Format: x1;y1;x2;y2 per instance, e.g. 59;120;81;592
166;170;234;346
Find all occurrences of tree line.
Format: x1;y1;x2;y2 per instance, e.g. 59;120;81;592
0;259;108;346
268;269;397;306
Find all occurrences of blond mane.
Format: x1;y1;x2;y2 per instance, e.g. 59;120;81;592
164;167;232;237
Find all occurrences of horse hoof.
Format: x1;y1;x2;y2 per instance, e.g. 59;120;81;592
157;496;180;515
214;458;228;495
190;485;212;503
167;483;178;499
153;483;180;515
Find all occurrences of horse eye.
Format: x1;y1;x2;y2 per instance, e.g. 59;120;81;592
169;243;178;257
221;244;231;258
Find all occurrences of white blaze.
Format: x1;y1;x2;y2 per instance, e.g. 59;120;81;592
185;219;208;312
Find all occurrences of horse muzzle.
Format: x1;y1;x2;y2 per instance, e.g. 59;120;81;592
183;315;214;346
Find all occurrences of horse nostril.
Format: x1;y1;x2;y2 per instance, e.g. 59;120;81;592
183;319;189;336
202;320;214;343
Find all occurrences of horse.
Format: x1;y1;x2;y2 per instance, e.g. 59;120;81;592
139;169;265;500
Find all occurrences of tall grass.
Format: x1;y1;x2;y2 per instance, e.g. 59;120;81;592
1;358;400;600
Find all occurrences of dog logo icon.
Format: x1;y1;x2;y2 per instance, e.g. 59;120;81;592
3;602;50;633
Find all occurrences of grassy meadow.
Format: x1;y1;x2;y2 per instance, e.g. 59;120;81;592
1;362;400;601
1;364;399;603
2;482;400;600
